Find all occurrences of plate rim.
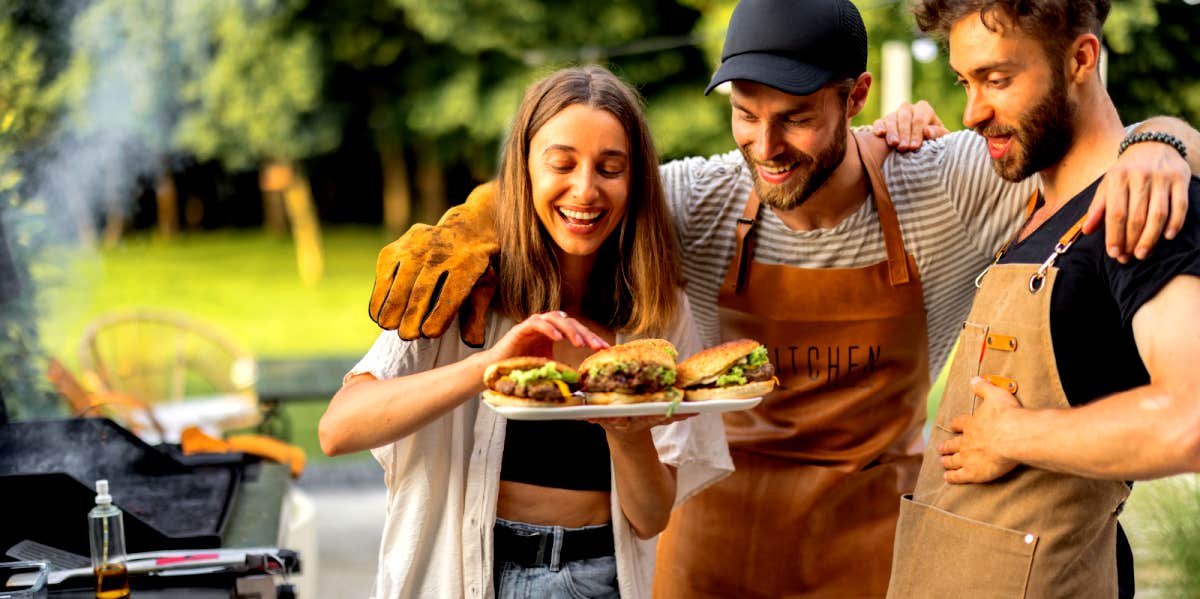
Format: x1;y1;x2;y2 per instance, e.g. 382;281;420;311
483;396;762;420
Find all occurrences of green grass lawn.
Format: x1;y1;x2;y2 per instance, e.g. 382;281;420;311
34;226;394;462
35;227;389;363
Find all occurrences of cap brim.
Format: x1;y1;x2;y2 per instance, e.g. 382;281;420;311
705;52;834;96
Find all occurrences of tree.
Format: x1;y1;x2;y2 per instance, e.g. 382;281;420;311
168;0;338;285
0;14;59;418
1105;0;1200;127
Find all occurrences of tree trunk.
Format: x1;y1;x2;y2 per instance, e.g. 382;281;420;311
101;205;125;248
259;161;291;236
415;151;446;226
184;195;205;229
279;161;324;287
100;171;126;248
155;169;179;239
379;139;412;238
69;198;97;247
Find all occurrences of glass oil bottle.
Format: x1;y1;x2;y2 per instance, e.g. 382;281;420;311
88;479;130;598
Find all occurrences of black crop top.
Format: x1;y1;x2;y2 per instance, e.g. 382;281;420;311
499;419;612;491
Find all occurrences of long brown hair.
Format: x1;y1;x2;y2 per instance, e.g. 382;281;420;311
494;65;681;337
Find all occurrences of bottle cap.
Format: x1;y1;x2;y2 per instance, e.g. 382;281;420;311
95;479;112;505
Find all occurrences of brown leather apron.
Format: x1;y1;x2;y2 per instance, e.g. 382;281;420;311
655;131;929;598
887;204;1130;598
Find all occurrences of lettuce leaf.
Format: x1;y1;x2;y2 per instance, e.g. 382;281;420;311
507;363;579;386
716;366;747;387
657;366;677;386
746;346;768;368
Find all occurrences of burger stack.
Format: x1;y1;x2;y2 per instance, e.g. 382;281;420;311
483;338;776;408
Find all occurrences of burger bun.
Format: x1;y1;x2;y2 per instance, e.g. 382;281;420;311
683;378;776;402
585;390;674;405
676;339;763;388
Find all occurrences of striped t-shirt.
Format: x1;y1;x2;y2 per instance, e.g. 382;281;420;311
659;130;1036;382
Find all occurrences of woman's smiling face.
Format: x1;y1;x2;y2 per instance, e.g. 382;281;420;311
528;103;631;260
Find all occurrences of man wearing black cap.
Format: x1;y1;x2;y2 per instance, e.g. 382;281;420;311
363;0;1199;596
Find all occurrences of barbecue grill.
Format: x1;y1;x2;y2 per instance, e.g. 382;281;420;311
0;204;311;597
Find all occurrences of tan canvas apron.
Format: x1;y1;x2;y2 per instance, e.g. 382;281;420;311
887;203;1130;599
655;131;929;598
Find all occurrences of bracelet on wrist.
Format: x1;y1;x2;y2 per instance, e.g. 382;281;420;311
1119;131;1188;159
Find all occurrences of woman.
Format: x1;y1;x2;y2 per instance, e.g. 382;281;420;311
319;66;732;599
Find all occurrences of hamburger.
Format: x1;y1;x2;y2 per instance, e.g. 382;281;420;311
618;338;679;361
579;340;681;405
482;357;582;407
676;339;776;401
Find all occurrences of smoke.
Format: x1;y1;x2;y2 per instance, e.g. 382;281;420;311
35;0;183;241
1;0;196;417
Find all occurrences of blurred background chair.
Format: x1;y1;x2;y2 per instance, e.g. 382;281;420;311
74;309;260;444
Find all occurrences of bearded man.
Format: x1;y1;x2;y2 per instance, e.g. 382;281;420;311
887;1;1200;598
366;0;1200;596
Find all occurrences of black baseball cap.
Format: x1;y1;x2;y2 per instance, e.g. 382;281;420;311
705;0;869;96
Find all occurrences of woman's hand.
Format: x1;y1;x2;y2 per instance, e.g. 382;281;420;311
590;413;687;539
588;414;694;444
483;310;610;362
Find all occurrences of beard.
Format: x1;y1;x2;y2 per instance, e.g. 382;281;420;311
978;68;1076;182
739;128;846;211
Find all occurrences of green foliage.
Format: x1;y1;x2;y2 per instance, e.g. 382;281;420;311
1105;0;1200;127
173;1;339;169
1142;475;1200;597
646;86;732;160
44;0;338;171
854;0;966;127
383;0;719;174
0;18;57;417
392;0;651;56
0;21;54;147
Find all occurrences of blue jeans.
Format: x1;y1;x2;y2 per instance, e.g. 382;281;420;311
493;518;619;599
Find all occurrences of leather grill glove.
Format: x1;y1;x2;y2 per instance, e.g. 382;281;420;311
369;181;499;347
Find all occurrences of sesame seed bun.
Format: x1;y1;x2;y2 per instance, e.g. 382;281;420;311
616;338;678;360
579;343;675;374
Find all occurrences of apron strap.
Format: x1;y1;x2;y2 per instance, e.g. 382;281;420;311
851;130;911;286
1028;214;1089;293
719;191;762;296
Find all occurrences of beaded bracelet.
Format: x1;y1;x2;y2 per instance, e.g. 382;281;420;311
1119;131;1188;159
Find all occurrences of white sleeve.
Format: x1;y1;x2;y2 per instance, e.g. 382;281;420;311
343;327;454;473
344;329;444;385
652;292;734;506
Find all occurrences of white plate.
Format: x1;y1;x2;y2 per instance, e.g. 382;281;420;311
484;397;762;421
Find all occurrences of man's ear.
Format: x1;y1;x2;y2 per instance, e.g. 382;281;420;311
847;72;872;119
1068;33;1101;85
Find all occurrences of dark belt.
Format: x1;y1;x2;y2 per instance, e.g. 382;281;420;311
493;522;615;568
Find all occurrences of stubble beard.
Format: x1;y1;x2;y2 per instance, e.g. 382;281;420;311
741;129;847;211
980;68;1076;182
